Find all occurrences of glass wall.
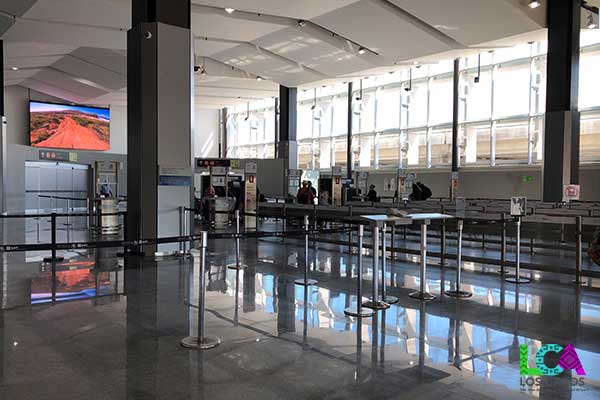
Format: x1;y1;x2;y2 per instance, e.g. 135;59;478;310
226;35;600;169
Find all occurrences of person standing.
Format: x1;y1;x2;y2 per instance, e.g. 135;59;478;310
367;185;378;202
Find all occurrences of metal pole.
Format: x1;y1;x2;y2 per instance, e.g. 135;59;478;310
295;215;317;286
181;231;221;349
228;210;245;270
381;223;398;304
363;224;389;309
409;222;436;300
506;216;530;284
573;216;586;285
179;206;185;255
445;219;472;298
391;224;396;260
344;225;374;317
43;213;64;263
86;198;90;229
282;203;287;243
348;206;353;253
501;213;507;275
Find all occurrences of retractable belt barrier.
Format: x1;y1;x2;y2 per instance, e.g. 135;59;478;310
0;226;354;253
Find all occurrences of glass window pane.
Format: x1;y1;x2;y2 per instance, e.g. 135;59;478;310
463;123;491;165
494;62;530;118
407;80;428;128
298;143;312;170
429;76;453;125
462;69;492;122
530;117;543;163
430;127;452;166
407;130;427;166
319;139;331;169
377;134;399;169
298;104;313;139
494;119;529;164
581;112;600;162
354;91;375;133
264;108;275;143
359;136;374;167
579;50;600;110
376;87;400;130
332;94;348;136
531;57;546;114
319;99;333;137
333;137;347;169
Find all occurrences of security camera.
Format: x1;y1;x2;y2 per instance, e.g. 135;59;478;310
474;76;480;83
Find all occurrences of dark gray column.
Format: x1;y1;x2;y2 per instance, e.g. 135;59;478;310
543;0;581;202
274;97;279;159
127;0;193;255
0;40;5;214
221;108;227;158
277;85;297;170
451;58;459;172
347;82;353;180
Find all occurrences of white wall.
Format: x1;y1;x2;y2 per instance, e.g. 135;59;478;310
194;107;220;158
4;85;127;154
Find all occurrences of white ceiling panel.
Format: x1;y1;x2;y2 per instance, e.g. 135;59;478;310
51;56;126;91
88;89;127;106
195;40;238;57
196;85;276;99
313;1;452;64
192;12;283;42
21;78;91;104
211;45;324;86
4;41;76;58
2;20;126;49
254;27;374;76
70;47;127;76
390;0;544;47
196;75;279;91
24;0;130;30
5;55;63;69
0;0;39;16
4;68;42;81
31;68;108;100
191;0;361;20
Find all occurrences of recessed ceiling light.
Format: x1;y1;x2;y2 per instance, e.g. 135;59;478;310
528;1;541;9
298;19;306;27
589;22;598;29
11;67;18;71
358;47;366;55
413;61;419;65
225;7;235;14
256;76;263;81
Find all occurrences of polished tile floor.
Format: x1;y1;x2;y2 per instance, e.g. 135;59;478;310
1;226;600;399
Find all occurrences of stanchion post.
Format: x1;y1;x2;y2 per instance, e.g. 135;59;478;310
181;231;221;349
500;213;507;275
363;223;390;309
573;216;586;285
43;213;64;263
282;203;287;243
391;224;396;260
408;221;436;301
445;219;472;298
178;206;185;255
228;210;245;270
348;206;353;253
441;205;446;267
506;216;530;284
344;225;374;317
381;223;398;304
295;215;317;286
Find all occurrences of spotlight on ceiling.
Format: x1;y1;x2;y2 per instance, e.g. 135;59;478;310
225;7;235;14
358;47;366;55
586;8;599;29
256;76;263;81
11;67;18;71
298;19;306;27
528;1;541;9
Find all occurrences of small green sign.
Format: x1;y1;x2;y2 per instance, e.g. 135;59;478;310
69;152;78;162
522;175;534;182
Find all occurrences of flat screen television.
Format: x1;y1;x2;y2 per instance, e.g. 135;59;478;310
29;101;110;151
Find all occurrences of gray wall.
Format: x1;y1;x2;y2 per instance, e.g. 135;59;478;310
366;165;600;201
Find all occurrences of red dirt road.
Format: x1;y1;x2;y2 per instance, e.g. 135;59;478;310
35;117;109;150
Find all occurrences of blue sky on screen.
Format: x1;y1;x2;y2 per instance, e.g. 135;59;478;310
30;101;110;121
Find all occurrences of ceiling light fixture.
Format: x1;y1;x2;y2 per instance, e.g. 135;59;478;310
527;1;541;9
358;47;366;55
356;79;363;101
474;54;481;83
244;102;250;121
298;19;306;27
11;67;18;71
587;11;598;29
225;8;235;14
405;68;412;92
256;76;263;81
311;88;317;110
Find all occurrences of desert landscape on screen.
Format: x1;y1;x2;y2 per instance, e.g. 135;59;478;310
30;102;110;151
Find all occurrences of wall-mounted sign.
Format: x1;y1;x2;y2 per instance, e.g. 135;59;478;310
230;159;241;169
196;158;230;168
522;175;534;183
331;165;343;176
245;161;257;174
563;184;581;202
510;197;527;216
211;166;227;176
158;166;192;187
332;176;342;206
455;197;466;219
39;150;72;162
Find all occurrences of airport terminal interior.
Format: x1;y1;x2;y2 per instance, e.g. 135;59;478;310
1;0;600;399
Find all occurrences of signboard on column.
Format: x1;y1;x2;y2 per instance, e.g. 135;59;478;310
510;197;527;216
562;184;580;202
245;162;257;228
451;171;459;199
331;166;342;206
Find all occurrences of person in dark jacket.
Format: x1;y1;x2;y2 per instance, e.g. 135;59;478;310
417;182;432;200
367;185;378;202
409;183;421;201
